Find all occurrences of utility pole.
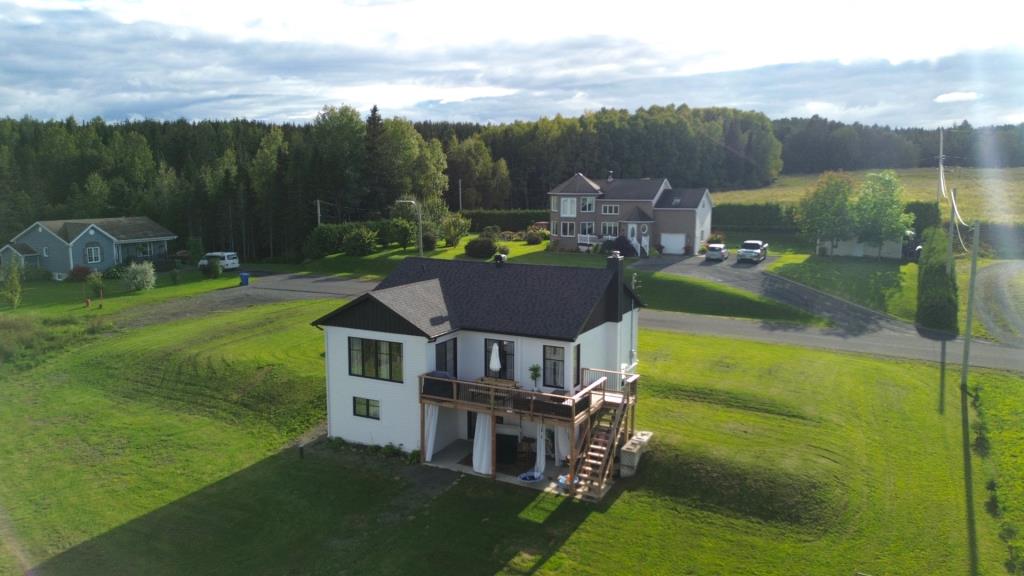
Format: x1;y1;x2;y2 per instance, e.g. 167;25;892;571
937;128;944;203
947;188;956;275
960;222;981;392
315;199;322;226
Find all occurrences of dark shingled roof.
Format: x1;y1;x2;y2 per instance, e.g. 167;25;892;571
314;258;641;341
621;206;654;222
38;217;176;242
654;188;709;209
7;242;38;256
547;174;667;201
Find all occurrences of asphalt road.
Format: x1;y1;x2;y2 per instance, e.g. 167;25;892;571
204;271;1022;373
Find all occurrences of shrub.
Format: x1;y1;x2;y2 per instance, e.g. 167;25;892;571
342;225;378;256
421;231;437;251
525;231;542;245
610;235;638;257
599;239;616;254
103;264;128;280
461;209;548;232
86;270;104;297
440;213;471;247
69;265;93;282
1;260;22;309
904;201;940;237
915;227;958;333
123;261;156;291
202;257;223;279
23;267;52;282
153;258;176;273
497;244;510;255
480;225;501;240
391;218;417;250
302;223;356;260
464;236;498;259
707;231;727;245
187;236;205;264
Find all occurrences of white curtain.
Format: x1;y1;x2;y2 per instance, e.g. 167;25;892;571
533;422;547;475
423;404;439;463
472;412;493;475
554;425;570;466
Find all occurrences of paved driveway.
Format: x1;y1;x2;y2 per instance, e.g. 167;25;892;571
248;273;378;298
631;255;905;336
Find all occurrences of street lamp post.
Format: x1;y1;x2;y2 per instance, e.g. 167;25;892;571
397;199;423;257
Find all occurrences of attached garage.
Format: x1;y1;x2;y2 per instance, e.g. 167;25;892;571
660;233;687;255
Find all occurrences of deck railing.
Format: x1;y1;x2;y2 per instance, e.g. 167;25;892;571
420;373;608;422
580;367;639;394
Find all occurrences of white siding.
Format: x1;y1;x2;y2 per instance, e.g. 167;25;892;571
696;195;712;245
324;326;429;451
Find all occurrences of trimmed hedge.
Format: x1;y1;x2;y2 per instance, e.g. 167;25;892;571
712;203;798;231
915;227;958;333
905;201;940;237
462;209;548;232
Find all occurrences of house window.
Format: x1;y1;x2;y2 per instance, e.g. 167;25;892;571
601;222;619;237
484;338;515;380
543;346;564;389
560;197;576;218
138;243;151;257
348;337;403;383
42;247;49;258
580;197;595;212
86;244;101;264
353;397;380;420
601;204;620;215
435;338;457;377
550;197;558;212
579;222;594;236
560;221;576;238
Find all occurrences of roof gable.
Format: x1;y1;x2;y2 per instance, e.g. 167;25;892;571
34;217;176;242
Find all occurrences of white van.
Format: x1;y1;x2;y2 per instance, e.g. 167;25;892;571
198;251;240;270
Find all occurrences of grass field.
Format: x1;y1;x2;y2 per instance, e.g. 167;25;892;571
0;299;1016;575
1;269;240;319
769;253;993;338
713;167;1024;223
972;371;1024;573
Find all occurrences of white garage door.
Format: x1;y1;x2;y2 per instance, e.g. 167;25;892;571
661;233;687;255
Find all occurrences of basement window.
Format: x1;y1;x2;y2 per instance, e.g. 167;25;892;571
353;397;380;420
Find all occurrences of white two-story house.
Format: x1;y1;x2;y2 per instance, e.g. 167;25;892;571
313;253;643;499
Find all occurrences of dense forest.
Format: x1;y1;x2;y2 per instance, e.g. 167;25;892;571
0;103;1020;261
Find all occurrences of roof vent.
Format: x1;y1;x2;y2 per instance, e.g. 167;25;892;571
607;170;614;182
494;253;508;267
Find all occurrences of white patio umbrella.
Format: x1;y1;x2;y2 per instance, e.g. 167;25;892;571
489;342;502;374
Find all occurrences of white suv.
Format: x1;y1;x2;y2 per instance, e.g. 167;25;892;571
198;251;240;270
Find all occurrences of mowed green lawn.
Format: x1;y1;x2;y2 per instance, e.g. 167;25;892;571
769;253;993;337
712;167;1024;224
2;269;240;319
0;301;1013;575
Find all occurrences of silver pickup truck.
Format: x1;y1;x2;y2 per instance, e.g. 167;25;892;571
736;240;769;263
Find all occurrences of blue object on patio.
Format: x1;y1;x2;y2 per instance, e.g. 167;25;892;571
239;272;250;286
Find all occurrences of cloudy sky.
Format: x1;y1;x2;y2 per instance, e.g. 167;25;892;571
2;0;1022;127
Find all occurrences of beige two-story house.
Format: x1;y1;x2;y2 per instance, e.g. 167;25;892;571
548;173;712;256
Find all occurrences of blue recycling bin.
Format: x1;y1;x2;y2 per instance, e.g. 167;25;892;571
239;272;250;286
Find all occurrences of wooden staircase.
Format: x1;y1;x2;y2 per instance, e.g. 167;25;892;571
575;400;628;501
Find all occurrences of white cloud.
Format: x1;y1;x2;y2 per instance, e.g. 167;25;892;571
934;91;980;103
11;0;1024;76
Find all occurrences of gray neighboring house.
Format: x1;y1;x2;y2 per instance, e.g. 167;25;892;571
0;216;177;279
547;173;712;256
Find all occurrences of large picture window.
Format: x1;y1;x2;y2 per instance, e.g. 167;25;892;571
353;397;380;420
580;197;595;212
86;244;101;264
560;221;576;237
349;337;403;382
601;221;619;237
560;197;577;218
543;345;564;389
484;338;515;380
